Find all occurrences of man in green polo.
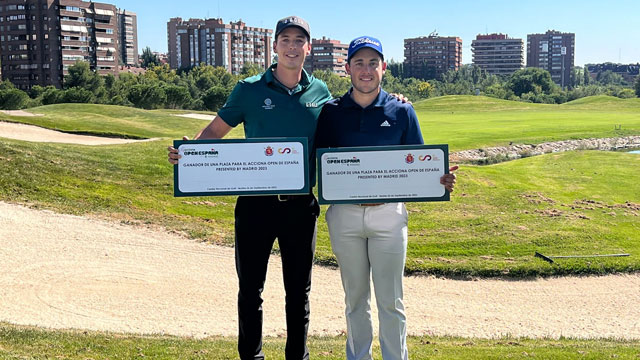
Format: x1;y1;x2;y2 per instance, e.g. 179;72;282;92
168;16;331;360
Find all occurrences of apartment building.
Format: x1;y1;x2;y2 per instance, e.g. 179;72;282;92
118;9;137;66
0;0;123;89
471;33;523;76
304;37;348;77
527;30;575;88
403;33;462;80
586;62;640;83
167;17;272;74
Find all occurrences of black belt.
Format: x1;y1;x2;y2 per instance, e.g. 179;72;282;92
239;194;312;202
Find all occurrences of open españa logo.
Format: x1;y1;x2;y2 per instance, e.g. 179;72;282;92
326;156;360;165
183;148;219;157
419;154;432;161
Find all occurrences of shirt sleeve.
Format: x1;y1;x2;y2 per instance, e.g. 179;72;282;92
216;82;245;127
314;106;330;149
318;81;333;106
402;105;425;145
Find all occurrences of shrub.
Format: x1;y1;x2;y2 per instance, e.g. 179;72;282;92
127;83;167;110
63;87;94;103
616;88;636;99
0;88;30;110
41;86;65;105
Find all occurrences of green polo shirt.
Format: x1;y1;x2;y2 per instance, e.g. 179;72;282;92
218;64;331;185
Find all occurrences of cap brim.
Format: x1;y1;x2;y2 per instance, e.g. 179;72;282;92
276;24;310;38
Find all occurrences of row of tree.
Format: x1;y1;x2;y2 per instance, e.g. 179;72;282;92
1;61;639;111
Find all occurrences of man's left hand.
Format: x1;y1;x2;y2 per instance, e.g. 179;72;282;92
389;93;412;104
440;165;458;192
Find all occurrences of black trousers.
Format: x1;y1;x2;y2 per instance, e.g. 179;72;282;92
234;194;320;360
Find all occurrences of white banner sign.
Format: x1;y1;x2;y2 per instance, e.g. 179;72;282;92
318;145;449;203
174;139;308;196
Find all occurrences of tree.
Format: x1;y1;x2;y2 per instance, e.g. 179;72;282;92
312;70;350;98
386;60;404;79
143;63;179;84
634;75;640;97
596;70;624;86
240;63;265;77
411;80;433;99
29;85;46;99
141;46;160;69
483;83;512;100
164;84;192;109
0;88;29;109
65;61;103;93
127;83;167;109
40;86;65;105
201;86;230;112
190;65;237;96
570;68;581;89
0;79;16;90
63;87;94;103
584;67;591;85
508;68;554;97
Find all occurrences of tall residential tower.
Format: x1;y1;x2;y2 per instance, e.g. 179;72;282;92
403;33;462;80
471;34;523;76
117;9;137;67
167;17;272;74
0;0;126;89
304;37;348;76
527;30;575;88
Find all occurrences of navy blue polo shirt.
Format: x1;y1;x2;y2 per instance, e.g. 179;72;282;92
316;88;424;148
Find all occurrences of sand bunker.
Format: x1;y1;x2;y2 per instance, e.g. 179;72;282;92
0;121;159;145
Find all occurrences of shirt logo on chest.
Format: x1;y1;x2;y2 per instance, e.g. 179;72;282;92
306;102;318;108
262;98;275;110
380;120;391;127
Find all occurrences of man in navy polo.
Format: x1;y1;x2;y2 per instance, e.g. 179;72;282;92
316;36;457;360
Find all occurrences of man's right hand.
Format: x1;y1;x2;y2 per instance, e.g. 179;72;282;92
167;136;189;165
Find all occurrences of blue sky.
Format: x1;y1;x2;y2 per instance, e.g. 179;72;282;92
111;0;639;66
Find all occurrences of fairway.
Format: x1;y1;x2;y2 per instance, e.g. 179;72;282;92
1;96;639;277
414;95;640;151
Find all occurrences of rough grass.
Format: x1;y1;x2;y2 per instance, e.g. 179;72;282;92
2;323;639;359
1;97;639;277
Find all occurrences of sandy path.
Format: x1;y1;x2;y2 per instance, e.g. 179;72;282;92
1;201;639;339
0;121;159;145
0;110;44;117
174;113;215;121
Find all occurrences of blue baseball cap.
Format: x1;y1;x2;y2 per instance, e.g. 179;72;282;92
347;36;384;62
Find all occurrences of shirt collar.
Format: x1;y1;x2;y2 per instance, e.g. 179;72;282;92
264;63;311;93
341;87;388;109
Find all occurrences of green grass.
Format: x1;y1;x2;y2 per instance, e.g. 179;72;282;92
402;151;640;277
2;323;640;359
1;98;639;277
0;104;244;139
413;95;640;151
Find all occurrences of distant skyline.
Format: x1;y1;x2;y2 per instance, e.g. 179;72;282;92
110;0;640;67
